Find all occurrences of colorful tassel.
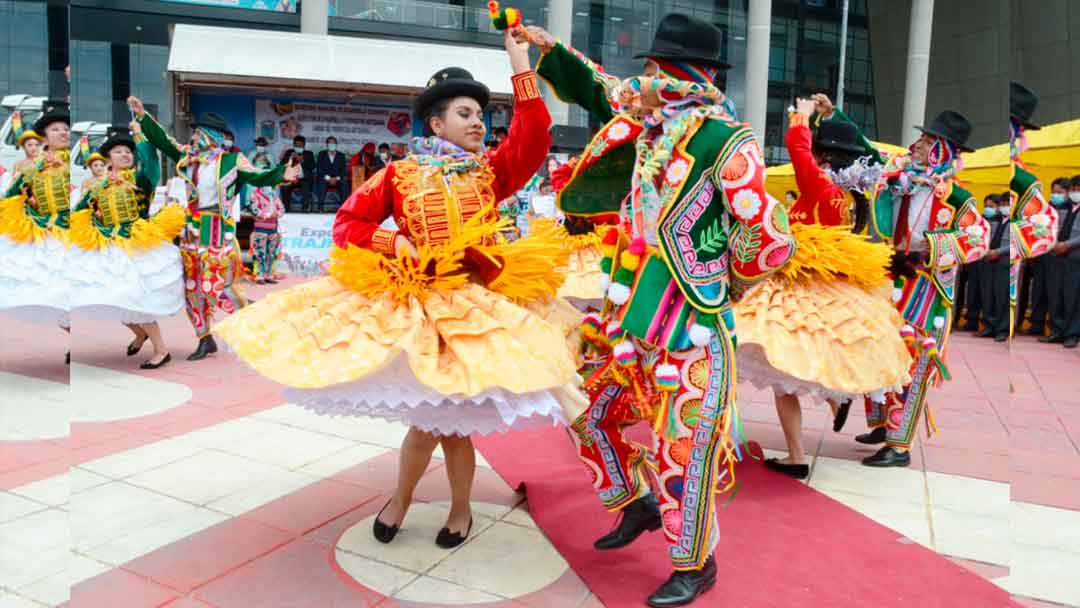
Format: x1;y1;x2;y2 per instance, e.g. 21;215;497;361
487;1;521;30
10;111;22;138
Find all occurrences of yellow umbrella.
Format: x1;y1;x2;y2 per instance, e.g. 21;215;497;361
958;143;1011;208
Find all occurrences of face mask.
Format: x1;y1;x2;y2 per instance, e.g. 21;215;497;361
1051;192;1067;205
223;139;233;148
380;152;389;161
983;207;997;219
256;146;265;154
328;144;337;152
294;146;304;153
1070;191;1080;203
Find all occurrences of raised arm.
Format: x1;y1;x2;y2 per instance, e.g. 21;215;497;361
332;164;397;255
237;155;290;188
524;26;619;124
811;94;883;166
712;128;796;301
785;101;848;225
129;97;184;163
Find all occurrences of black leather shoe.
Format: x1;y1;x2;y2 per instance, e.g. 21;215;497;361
832;399;852;432
436;517;472;549
994;333;1008;342
1065;337;1079;349
126;336;147;357
647;557;717;607
956;322;977;331
186;336;218;361
854;427;887;445
140;353;172;370
373;501;400;544
594;493;661;550
65;351;70;365
1022;326;1044;336
975;327;995;338
764;458;809;480
1040;334;1065;344
861;446;911;467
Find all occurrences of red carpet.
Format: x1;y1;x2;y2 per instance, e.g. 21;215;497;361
475;426;1019;608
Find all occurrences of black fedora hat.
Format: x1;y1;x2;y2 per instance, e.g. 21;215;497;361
413;67;490;123
191;112;230;133
33;99;70;133
915;110;974;153
635;13;731;70
99;126;136;158
813;119;865;155
1010;81;1041;131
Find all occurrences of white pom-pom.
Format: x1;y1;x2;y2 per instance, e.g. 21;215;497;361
892;288;903;302
598;274;611;292
607;282;631;305
613;340;636;357
869;389;886;404
933;316;945;329
656;363;679;378
689;323;713;347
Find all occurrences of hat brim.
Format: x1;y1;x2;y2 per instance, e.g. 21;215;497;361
413;80;490;122
915;125;975;152
33;113;70;133
1011;113;1041;131
813;138;867;155
100;137;136;157
634;51;732;70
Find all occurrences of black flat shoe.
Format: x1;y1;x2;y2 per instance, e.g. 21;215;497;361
1065;337;1079;349
994;333;1008;342
140;353;171;370
436;517;472;549
647;557;717;607
854;427;887;445
764;458;809;480
1040;334;1064;344
861;446;911;468
126;336;147;357
65;351;70;365
832;399;852;432
594;493;661;550
265;278;279;284
373;500;400;544
186;336;218;361
975;327;994;338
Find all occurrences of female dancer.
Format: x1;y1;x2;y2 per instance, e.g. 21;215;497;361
215;30;582;547
69;125;185;369
735;95;911;478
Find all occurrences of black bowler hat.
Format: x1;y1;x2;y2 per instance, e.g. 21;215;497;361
915;110;975;152
413;67;490;122
255;136;268;146
1010;81;1041;131
813;119;865;155
635;14;731;70
33;99;70;133
191;112;230;133
99;126;136;157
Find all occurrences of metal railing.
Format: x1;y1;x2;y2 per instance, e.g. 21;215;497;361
332;0;496;33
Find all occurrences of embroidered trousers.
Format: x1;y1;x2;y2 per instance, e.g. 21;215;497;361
180;226;248;339
250;227;282;281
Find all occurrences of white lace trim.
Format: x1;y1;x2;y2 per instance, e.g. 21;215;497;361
0;234;69;315
68;241;184;319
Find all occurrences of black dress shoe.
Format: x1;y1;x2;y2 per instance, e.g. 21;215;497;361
1022;326;1044;336
140;353;172;370
975;327;995;338
186;336;218;361
764;458;809;480
594;493;661;550
126;337;147;357
861;446;911;467
994;333;1008;342
956;322;977;331
832;399;852;432
65;351;70;365
436;517;472;549
854;427;887;445
372;501;400;544
1040;334;1065;344
265;278;279;284
1065;337;1079;349
647;557;717;607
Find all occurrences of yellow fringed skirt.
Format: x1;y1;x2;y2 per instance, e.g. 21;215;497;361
734;223;912;401
214;216;588;436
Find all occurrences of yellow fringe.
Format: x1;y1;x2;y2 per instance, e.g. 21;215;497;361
69;205;186;254
533;217;604;252
780;222;892;289
330;207;568;304
0;194;66;244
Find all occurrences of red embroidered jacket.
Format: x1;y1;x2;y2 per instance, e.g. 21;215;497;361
785;113;850;227
333;71;550;254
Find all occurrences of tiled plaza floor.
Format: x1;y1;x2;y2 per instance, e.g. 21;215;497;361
1;279;1077;607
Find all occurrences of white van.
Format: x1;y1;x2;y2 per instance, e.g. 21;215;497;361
0;94;47;176
70;121;111;193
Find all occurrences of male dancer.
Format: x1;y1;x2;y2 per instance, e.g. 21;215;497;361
520;15;795;606
126;96;299;360
839;107;992;466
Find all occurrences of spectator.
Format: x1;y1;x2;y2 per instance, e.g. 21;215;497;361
1043;175;1080;348
784;190;798;208
528;178;559;221
316;136;348;211
350;143;385;185
280;135;316;212
390;142;407;161
377;143;392;165
222;130;239;153
976;192;1011;341
1025;177;1073;335
961;194;1000;332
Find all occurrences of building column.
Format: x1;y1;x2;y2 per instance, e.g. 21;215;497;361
744;0;772;149
900;0;934;145
301;0;329;36
544;0;573;126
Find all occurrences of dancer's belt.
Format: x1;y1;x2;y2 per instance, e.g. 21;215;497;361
187;210;234;248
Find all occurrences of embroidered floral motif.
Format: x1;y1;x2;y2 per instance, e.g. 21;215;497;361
730;189;763;221
665;159;689;185
935;207;953;226
608;122;632;142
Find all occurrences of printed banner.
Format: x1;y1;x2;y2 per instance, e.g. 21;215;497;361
161;0;296;11
254;99;413;160
278;213;335;277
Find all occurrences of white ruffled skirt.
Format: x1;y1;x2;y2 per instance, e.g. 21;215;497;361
0;234;70;326
68;241;184;324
